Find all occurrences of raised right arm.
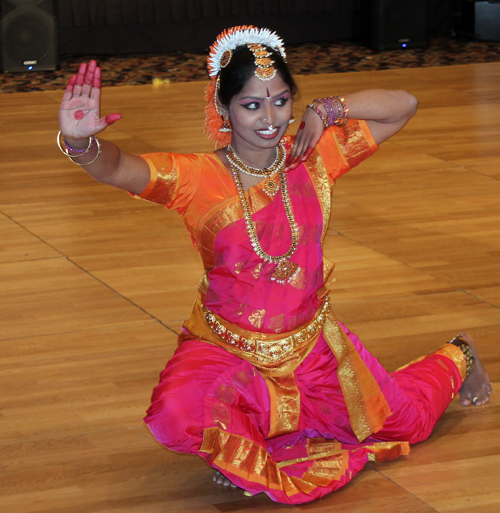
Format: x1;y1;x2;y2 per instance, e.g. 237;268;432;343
59;60;150;194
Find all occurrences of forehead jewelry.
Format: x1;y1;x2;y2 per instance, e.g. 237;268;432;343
248;43;276;81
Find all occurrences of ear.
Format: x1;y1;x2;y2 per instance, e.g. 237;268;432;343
220;104;229;120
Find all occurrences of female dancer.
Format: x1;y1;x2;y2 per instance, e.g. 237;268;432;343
58;26;491;504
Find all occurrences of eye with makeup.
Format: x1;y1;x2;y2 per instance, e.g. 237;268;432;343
240;101;262;111
239;96;290;110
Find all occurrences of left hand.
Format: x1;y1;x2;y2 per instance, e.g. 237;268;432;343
285;106;325;171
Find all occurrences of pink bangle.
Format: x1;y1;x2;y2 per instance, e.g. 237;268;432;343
335;96;349;126
306;102;329;129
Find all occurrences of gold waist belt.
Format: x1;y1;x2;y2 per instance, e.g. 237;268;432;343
200;297;330;365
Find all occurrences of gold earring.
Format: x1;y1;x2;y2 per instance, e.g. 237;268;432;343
288;115;295;125
219;118;232;133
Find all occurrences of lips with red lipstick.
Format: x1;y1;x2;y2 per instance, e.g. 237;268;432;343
255;125;280;139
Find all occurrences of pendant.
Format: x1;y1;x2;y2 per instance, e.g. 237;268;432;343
263;176;279;197
271;260;300;284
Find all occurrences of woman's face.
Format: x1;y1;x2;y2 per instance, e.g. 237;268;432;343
226;73;292;153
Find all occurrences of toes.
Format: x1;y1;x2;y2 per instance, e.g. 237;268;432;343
460;396;473;406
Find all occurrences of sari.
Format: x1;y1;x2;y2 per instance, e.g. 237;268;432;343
133;121;467;504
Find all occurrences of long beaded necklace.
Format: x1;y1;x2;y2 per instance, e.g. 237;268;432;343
226;144;300;284
227;143;286;197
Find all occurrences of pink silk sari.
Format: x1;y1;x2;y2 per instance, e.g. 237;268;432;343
138;126;466;504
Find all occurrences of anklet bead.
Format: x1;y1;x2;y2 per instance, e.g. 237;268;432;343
448;335;475;378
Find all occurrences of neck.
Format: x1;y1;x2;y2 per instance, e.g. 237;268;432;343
229;142;278;170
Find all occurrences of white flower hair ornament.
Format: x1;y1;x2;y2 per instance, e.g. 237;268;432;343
207;25;287;77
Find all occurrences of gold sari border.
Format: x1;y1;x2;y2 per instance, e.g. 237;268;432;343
365;440;410;462
200;426;310;497
433;343;467;383
265;374;301;439
323;312;392;442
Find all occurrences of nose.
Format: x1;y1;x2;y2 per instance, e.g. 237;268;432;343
261;102;275;126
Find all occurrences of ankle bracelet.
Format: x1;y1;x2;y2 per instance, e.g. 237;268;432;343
448;335;475;378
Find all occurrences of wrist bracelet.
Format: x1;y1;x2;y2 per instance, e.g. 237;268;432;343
335;96;349;126
57;131;95;158
68;137;101;166
306;102;329;129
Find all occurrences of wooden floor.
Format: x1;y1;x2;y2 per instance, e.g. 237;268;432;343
1;63;500;513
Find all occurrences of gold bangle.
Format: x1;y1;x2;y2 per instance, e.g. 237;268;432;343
68;137;101;166
335;96;349;126
56;130;94;158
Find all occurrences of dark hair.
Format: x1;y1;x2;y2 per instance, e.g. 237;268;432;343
217;45;298;107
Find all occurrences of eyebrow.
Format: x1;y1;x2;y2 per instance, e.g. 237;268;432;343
239;89;290;101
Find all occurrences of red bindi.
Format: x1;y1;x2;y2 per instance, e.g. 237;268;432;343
266;88;271;101
74;110;84;120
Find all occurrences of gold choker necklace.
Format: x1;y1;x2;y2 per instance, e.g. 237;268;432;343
227;145;300;284
227;143;286;197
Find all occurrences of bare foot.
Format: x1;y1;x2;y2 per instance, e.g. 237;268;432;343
213;470;237;489
456;332;492;407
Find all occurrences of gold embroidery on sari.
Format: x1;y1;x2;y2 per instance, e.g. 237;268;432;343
303;453;350;487
289;267;306;290
198;187;273;270
268;313;286;334
434;344;467;382
250;262;264;280
275;438;350;485
335;123;372;166
323;310;392;442
151;169;179;205
186;299;328;375
200;426;311;496
249;309;266;329
234;261;245;275
199;198;242;270
265;374;300;438
305;152;332;244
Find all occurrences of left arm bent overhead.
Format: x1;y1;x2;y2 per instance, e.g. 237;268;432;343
288;89;417;170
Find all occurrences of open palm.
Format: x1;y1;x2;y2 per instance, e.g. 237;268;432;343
59;60;122;141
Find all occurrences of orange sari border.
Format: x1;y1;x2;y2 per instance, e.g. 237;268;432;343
200;426;308;497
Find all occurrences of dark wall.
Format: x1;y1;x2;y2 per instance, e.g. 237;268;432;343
56;0;456;55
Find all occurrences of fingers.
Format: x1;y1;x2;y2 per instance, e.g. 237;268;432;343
71;61;99;99
285;146;313;172
81;60;97;97
62;75;77;101
103;113;123;126
72;62;87;96
92;112;123;134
